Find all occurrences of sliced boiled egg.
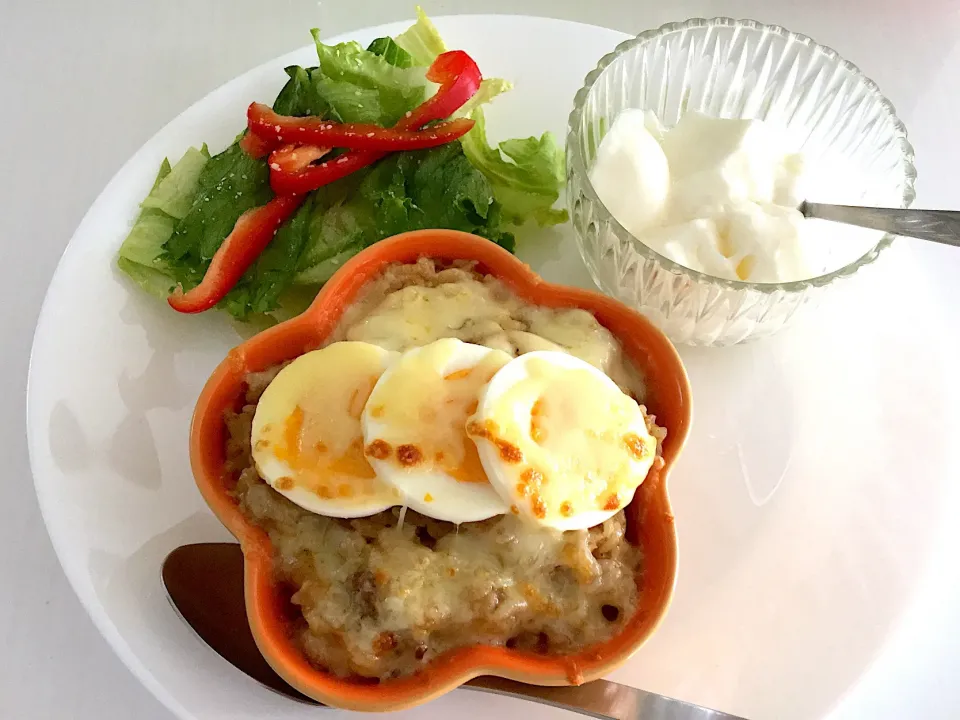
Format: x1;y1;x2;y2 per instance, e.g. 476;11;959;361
361;338;512;523
468;351;656;531
251;341;401;518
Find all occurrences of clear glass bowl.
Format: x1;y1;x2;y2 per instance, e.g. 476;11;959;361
567;17;916;346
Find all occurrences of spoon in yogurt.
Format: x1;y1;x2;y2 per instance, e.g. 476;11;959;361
799;202;960;248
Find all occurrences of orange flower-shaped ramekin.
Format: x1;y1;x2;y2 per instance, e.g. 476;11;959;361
190;229;691;711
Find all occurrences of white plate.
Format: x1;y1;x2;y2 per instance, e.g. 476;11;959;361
26;14;960;720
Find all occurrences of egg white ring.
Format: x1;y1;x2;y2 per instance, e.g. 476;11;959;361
251;342;401;519
473;350;654;531
362;339;511;523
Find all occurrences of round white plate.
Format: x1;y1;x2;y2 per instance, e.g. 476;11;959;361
26;14;960;720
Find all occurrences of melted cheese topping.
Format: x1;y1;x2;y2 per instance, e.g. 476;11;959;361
345;280;517;352
337;267;646;399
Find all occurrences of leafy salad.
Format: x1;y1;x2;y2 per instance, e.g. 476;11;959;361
117;10;566;325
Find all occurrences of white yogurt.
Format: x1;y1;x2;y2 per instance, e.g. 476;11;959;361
590;109;815;283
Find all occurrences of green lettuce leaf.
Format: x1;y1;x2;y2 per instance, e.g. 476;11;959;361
271;65;336;118
393;6;446;66
272;65;385;124
460;109;567;226
366;37;415;68
162;143;272;290
118;210;174;269
295;244;365;286
310;29;426;126
118;155;172;267
313;75;385;124
139;146;210;219
295;143;512;284
116;256;177;298
116;151;209;298
455;77;513;119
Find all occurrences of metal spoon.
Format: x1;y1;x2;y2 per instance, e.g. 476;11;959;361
161;543;747;719
800;202;960;248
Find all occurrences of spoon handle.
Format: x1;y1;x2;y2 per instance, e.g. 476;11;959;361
802;202;960;248
468;676;747;720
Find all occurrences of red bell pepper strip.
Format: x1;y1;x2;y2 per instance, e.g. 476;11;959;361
167;195;303;313
239;131;277;159
247;103;475;151
270;149;386;196
268;144;330;174
399;50;483;130
270;50;482;196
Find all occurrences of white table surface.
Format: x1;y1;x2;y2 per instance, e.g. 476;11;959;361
3;1;960;718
